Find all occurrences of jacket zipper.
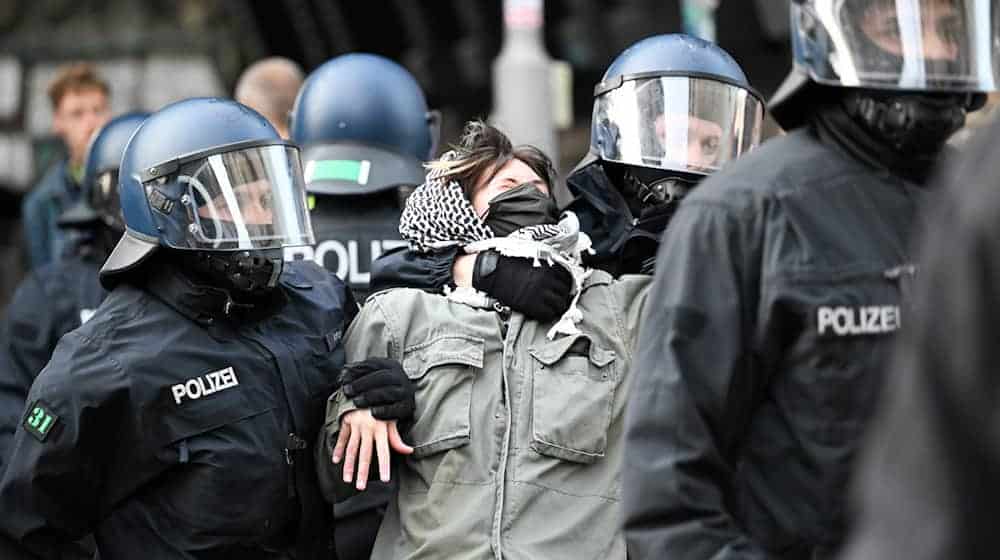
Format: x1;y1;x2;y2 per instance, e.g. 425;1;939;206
492;303;514;560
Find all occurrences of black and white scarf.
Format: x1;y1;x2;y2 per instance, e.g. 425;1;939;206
398;153;593;339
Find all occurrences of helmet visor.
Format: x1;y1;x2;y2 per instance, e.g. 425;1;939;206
91;169;124;232
147;144;315;250
593;76;764;175
794;0;1000;91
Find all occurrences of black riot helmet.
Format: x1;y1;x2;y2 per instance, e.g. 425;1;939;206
588;34;765;207
290;53;440;200
771;0;999;143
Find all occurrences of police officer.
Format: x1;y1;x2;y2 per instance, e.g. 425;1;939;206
368;35;762;314
840;93;1000;560
624;1;998;558
567;33;763;275
0;112;147;471
287;53;441;301
0;98;412;559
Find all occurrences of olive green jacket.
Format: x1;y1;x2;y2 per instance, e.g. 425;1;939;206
321;270;650;559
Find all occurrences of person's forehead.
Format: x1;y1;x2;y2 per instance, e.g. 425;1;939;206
864;0;958;15
489;159;542;183
57;87;108;110
659;113;724;130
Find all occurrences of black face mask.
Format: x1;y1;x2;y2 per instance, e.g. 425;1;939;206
179;248;284;299
844;91;970;155
483;183;559;237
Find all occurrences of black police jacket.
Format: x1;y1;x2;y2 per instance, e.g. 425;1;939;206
0;259;355;560
841;121;999;560
564;154;665;276
0;255;106;471
623;125;922;559
289;193;405;302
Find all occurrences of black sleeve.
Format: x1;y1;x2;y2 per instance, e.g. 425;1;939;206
0;273;66;467
841;142;1000;560
0;330;130;560
369;246;457;295
623;200;771;559
314;423;397;560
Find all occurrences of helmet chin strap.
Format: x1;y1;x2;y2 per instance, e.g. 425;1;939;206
182;249;284;301
623;167;698;209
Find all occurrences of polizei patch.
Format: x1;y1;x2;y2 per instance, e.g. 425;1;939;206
816;305;901;337
171;367;240;405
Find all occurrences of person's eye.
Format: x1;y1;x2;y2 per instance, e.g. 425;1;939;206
877;16;901;39
938;17;961;47
701;137;721;156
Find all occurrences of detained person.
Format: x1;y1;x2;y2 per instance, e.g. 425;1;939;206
318;121;650;559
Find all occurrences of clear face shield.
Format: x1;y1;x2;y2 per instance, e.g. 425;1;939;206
91;168;124;231
793;0;1000;92
143;143;315;251
593;76;765;175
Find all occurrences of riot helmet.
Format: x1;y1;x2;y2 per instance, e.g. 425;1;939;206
592;34;765;179
60;112;150;234
771;0;1000;131
589;34;764;208
101;98;314;295
290;53;440;198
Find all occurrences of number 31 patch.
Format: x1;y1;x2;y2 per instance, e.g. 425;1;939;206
23;400;59;442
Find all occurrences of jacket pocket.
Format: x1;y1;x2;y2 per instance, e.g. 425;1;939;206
149;384;276;449
401;335;484;459
528;333;618;464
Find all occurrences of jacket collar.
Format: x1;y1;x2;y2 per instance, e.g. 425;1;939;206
810;102;937;186
138;257;287;326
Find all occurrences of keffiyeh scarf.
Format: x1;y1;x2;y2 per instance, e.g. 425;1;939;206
399;153;593;339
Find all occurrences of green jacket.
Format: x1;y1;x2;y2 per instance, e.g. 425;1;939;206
321;270;650;559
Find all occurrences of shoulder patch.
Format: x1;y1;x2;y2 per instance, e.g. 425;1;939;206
23;400;60;442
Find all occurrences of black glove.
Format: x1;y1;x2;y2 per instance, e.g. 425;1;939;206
472;250;573;322
340;358;416;422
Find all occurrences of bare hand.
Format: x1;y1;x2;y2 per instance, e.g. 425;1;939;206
452;254;476;287
333;409;414;490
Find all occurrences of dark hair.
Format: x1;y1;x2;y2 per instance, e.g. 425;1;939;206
427;120;556;200
48;63;110;110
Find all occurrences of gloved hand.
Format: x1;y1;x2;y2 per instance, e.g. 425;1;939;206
341;358;416;422
472;250;573;322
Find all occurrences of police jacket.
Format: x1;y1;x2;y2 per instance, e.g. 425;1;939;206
0;252;106;470
21;160;81;270
841;119;999;560
0;258;355;560
564;154;668;276
623;123;921;559
321;273;650;559
290;192;406;302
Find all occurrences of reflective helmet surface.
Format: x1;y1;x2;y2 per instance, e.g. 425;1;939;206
290;53;438;195
71;112;150;231
102;97;314;278
590;34;765;176
770;0;1000;129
